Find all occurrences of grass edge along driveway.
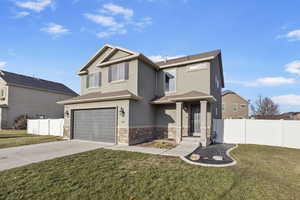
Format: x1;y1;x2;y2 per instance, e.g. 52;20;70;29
0;130;63;149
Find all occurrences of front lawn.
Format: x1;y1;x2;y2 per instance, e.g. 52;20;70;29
0;130;63;149
137;139;177;149
0;144;300;200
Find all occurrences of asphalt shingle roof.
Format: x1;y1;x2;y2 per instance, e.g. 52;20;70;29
155;50;221;67
0;70;77;96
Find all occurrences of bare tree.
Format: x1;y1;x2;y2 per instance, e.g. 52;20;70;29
251;95;280;116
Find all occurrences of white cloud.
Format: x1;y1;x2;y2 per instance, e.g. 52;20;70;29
149;55;185;62
101;3;133;19
0;61;7;68
285;60;300;75
84;14;118;27
272;94;300;106
16;0;53;12
83;3;152;38
246;77;296;87
228;77;296;87
40;23;69;36
133;17;152;30
279;29;300;41
15;11;30;18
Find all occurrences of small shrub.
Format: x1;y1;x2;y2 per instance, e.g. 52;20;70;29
13;115;30;130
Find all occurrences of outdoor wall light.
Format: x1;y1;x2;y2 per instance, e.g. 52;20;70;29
119;107;125;117
65;110;70;118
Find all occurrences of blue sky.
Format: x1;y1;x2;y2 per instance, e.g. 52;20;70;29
1;0;300;113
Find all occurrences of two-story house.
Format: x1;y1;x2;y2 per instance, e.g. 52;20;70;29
0;70;77;129
58;44;224;147
222;90;249;119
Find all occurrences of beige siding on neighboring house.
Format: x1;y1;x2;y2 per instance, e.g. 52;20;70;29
222;93;249;119
6;85;74;128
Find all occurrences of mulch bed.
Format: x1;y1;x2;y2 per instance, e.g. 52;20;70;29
185;143;236;165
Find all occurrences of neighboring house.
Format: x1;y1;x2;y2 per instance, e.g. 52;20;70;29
0;70;77;129
58;44;224;146
253;112;300;120
222;90;249;119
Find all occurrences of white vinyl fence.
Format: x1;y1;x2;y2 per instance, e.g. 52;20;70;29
213;119;300;149
27;119;64;136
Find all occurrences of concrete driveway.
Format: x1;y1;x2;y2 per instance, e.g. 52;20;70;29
0;140;115;171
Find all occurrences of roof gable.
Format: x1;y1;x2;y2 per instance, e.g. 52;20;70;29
78;44;160;74
222;90;249;104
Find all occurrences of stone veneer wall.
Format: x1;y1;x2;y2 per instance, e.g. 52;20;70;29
118;128;129;144
128;126;187;145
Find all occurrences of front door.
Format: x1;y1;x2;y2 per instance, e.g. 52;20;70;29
190;104;201;136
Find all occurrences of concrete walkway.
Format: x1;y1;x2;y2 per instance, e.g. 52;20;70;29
0;140;198;171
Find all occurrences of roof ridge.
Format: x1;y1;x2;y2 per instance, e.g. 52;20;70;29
155;49;221;64
0;70;67;86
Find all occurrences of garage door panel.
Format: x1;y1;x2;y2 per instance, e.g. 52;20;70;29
73;108;116;143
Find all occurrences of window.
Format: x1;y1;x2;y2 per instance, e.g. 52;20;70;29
222;103;226;112
164;69;176;92
86;72;101;88
188;63;208;71
216;107;218;115
240;104;247;108
0;88;6;99
108;62;129;82
215;75;219;88
233;103;238;112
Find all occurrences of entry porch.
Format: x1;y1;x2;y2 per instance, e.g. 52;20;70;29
152;91;216;147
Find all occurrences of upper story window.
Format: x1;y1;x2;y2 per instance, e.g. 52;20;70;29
108;62;129;82
240;104;247;109
0;88;6;100
87;72;101;88
187;62;209;71
233;103;238;112
164;69;176;92
222;103;226;112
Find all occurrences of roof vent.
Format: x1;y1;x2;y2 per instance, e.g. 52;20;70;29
164;56;168;63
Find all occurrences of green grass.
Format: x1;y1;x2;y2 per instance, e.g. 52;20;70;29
1;144;300;200
0;130;63;149
137;139;177;149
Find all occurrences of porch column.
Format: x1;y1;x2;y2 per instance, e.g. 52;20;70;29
176;102;183;144
200;100;208;147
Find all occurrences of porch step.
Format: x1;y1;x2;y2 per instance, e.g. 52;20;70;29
181;137;201;145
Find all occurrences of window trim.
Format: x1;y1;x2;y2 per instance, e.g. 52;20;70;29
186;62;209;72
164;69;176;93
108;62;129;83
86;72;101;89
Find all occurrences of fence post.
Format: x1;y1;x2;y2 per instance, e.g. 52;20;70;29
48;119;50;135
243;119;247;144
281;119;284;147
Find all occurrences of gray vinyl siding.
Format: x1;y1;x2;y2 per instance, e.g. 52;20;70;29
210;56;222;119
129;60;156;127
4;85;74;128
